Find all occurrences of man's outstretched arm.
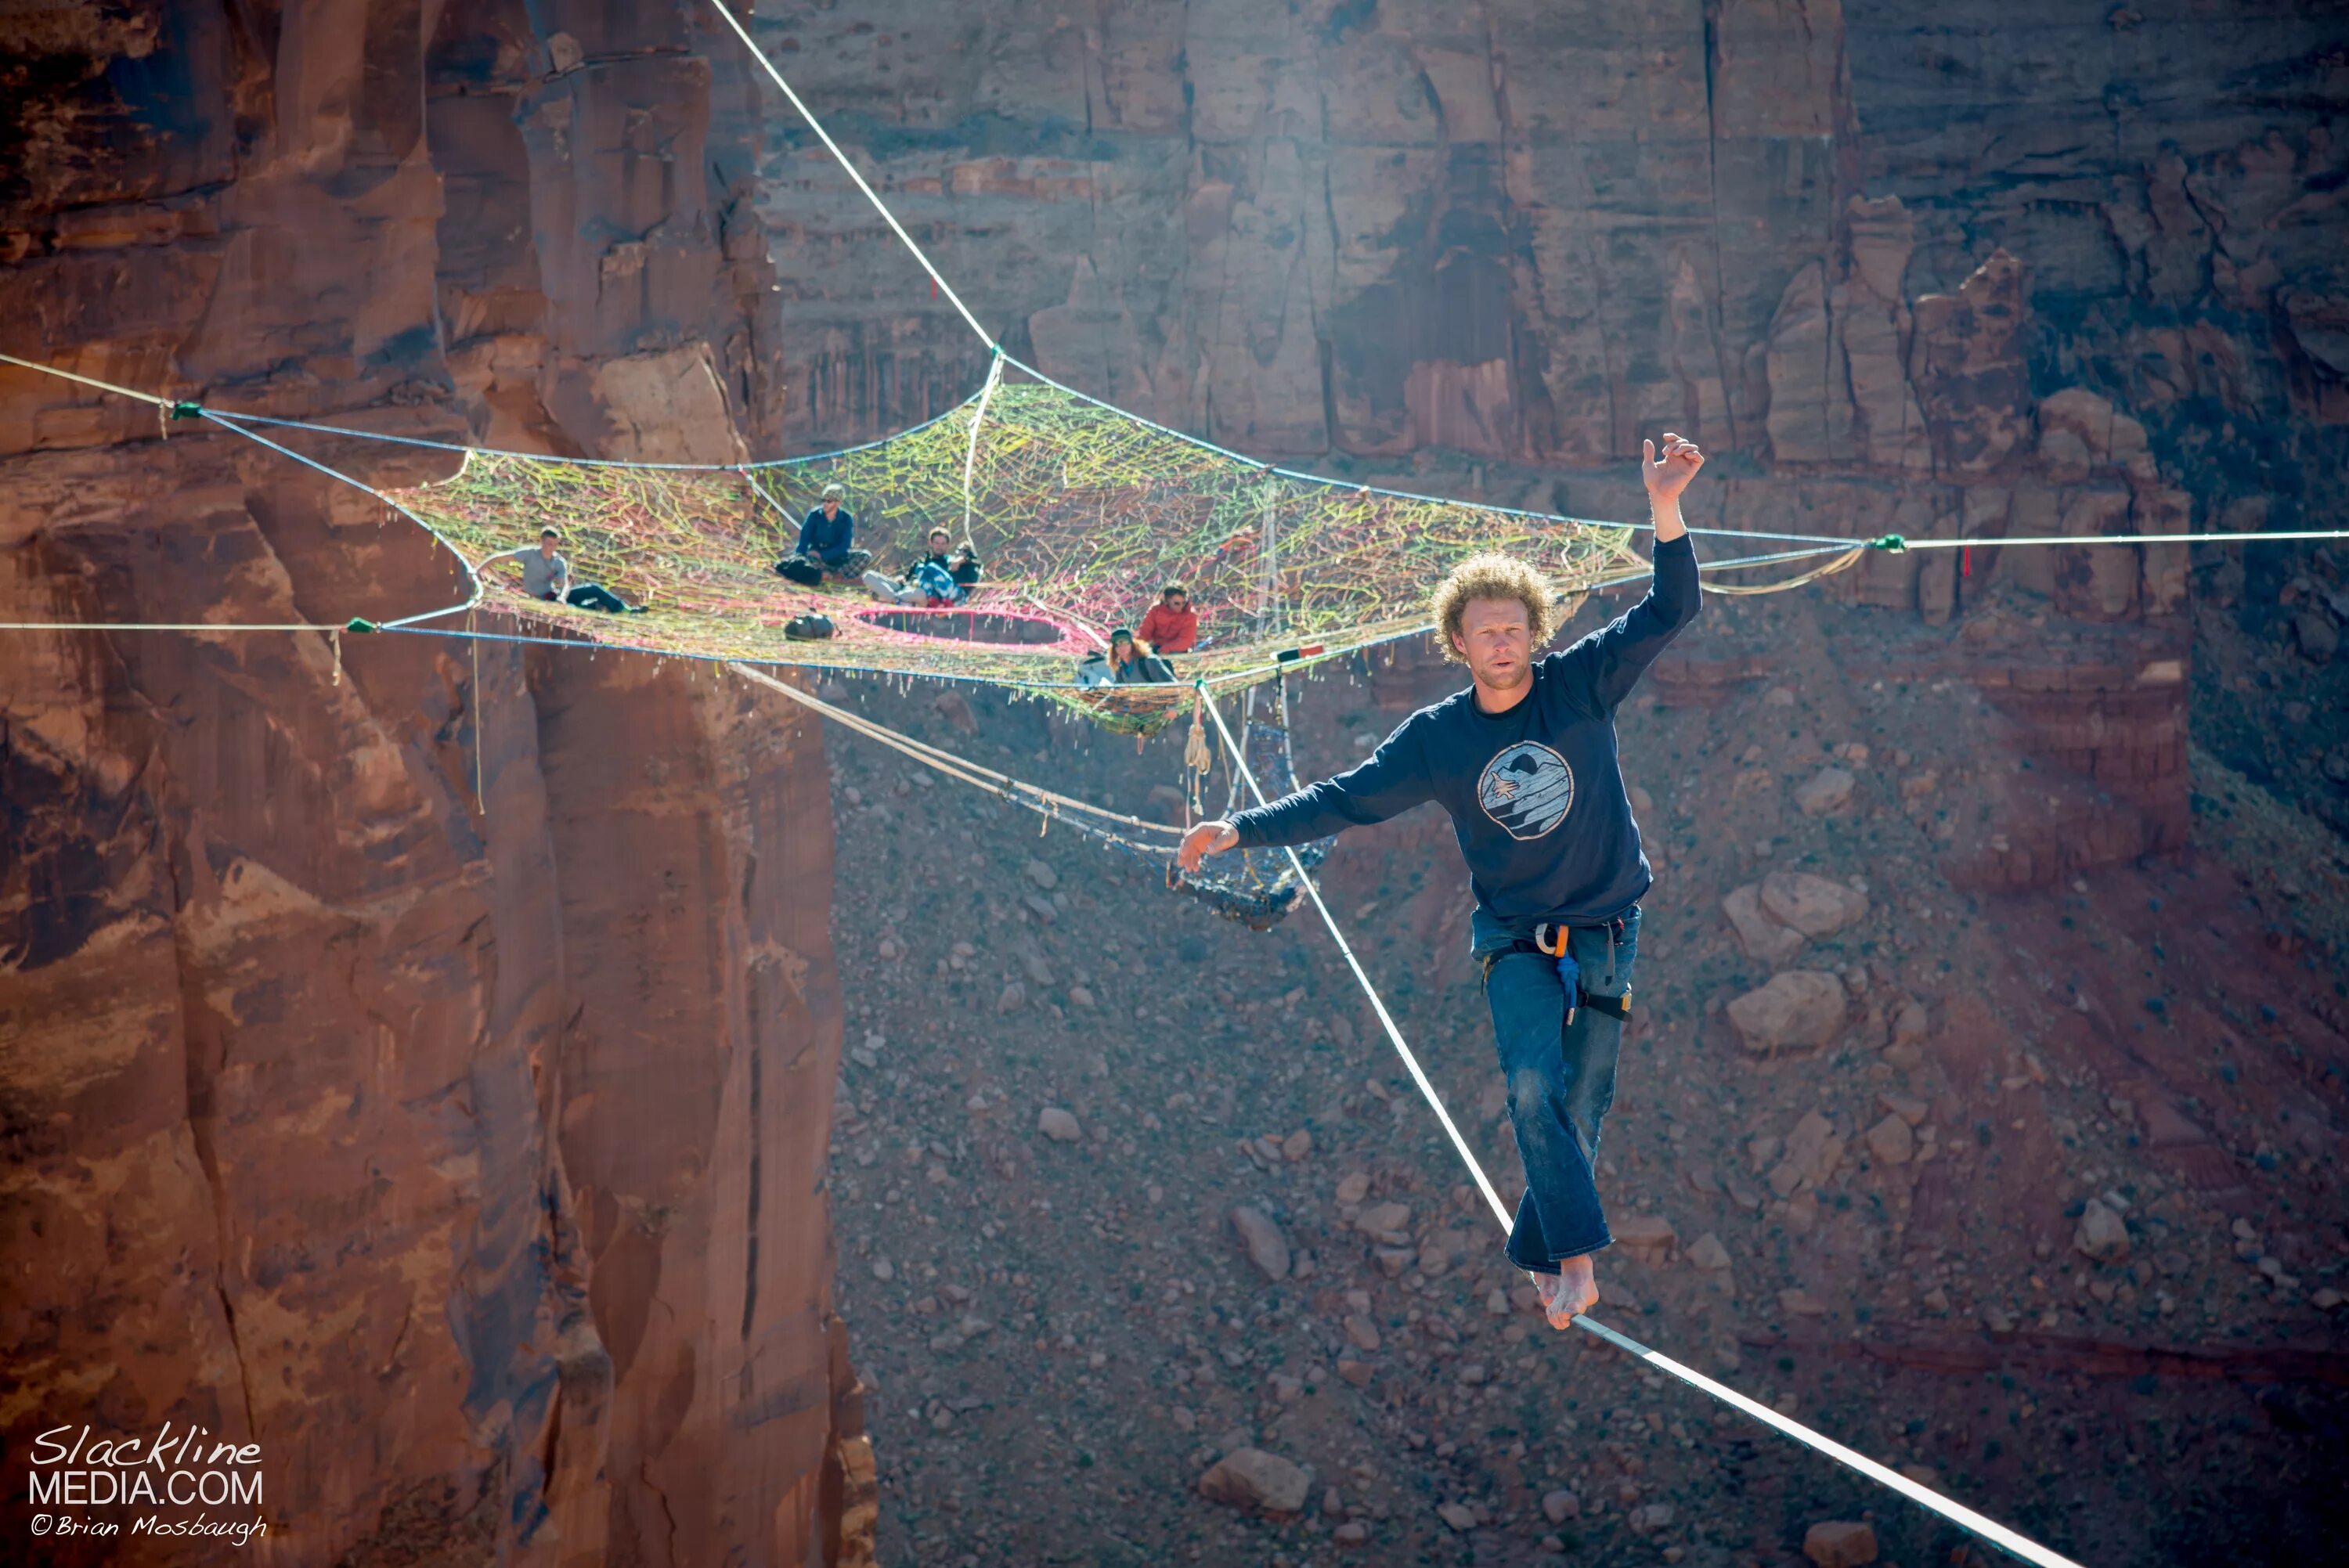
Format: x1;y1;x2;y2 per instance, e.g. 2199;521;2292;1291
1561;432;1706;709
1177;727;1434;872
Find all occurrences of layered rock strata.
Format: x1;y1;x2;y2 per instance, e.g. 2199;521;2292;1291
2;2;868;1563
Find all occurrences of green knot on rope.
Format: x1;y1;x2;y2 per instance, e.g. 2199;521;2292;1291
168;400;204;420
345;617;380;634
1869;532;1907;553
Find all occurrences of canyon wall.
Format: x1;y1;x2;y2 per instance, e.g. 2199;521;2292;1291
748;0;2349;862
4;2;2345;1564
2;2;868;1563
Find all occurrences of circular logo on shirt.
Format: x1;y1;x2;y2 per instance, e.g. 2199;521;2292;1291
1478;741;1575;840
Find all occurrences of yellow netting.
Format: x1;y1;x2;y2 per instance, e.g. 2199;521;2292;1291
389;360;1643;729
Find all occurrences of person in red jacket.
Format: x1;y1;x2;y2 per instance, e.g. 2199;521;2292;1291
1136;582;1198;654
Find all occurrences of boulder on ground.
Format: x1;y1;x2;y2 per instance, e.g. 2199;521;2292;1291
1865;1113;1915;1165
1612;1212;1676;1267
1795;767;1856;816
2073;1197;2131;1262
1723;883;1806;964
1229;1206;1291;1280
1542;1488;1581;1524
1727;971;1848;1051
1037;1106;1081;1141
1770;1111;1844;1195
932;690;980;733
1196;1447;1311;1516
1878;1091;1929;1126
1686;1232;1732;1271
1759;871;1870;935
1803;1519;1879;1566
2295;610;2336;663
1355;1200;1412;1239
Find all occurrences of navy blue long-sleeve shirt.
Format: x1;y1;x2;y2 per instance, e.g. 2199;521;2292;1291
1230;535;1701;930
797;506;856;560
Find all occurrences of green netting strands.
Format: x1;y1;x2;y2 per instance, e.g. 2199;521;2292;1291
389;367;1643;725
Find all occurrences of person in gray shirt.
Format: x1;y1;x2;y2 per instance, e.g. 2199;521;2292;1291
493;528;647;614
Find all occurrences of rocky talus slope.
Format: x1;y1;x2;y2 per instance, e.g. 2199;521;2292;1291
814;594;2345;1567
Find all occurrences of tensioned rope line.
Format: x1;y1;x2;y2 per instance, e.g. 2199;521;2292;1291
1899;528;2349;549
197;411;482;629
704;0;996;351
146;391;2349;554
0;349;173;407
24;348;2324;564
1193;685;2090;1568
0;620;339;633
1179;542;1871;690
992;350;1872;552
204;399;976;470
1700;545;1865;596
727;661;1182;844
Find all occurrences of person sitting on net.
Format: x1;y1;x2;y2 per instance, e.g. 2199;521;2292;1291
1106;627;1174;683
774;482;871;583
495;528;648;613
862;528;983;607
1136;582;1198;654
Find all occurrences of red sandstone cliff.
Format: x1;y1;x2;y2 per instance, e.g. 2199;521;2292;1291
2;2;869;1563
5;2;2346;1565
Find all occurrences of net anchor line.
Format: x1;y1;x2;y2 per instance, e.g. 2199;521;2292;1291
1192;683;2087;1568
704;0;996;353
1700;545;1865;597
727;661;1182;843
0;349;173;407
196;411;482;629
20;348;2341;583
964;351;1005;536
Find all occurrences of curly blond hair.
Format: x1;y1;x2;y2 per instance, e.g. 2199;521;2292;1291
1429;553;1561;664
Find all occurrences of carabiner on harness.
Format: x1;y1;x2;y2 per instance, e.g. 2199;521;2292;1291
1535;924;1580;1025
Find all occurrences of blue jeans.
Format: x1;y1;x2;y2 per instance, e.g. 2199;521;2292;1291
1471;904;1640;1273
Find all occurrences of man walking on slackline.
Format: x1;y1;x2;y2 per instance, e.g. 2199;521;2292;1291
1178;432;1706;1328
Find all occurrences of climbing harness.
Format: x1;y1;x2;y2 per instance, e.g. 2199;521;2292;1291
1478;916;1635;1024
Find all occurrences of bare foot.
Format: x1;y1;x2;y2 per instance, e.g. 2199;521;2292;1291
1535;1256;1599;1329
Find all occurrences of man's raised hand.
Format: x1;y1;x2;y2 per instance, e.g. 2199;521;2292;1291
1642;431;1705;505
1177;820;1239;874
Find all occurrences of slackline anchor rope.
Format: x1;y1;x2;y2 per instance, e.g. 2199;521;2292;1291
1192;683;2087;1568
704;0;997;355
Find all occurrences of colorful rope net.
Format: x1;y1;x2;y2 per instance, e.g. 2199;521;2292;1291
388;359;1644;734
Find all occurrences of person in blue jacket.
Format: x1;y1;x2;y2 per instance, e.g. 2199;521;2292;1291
1179;432;1708;1331
774;482;871;582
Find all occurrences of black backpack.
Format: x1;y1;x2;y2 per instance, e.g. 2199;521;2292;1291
774;554;825;586
784;612;835;641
